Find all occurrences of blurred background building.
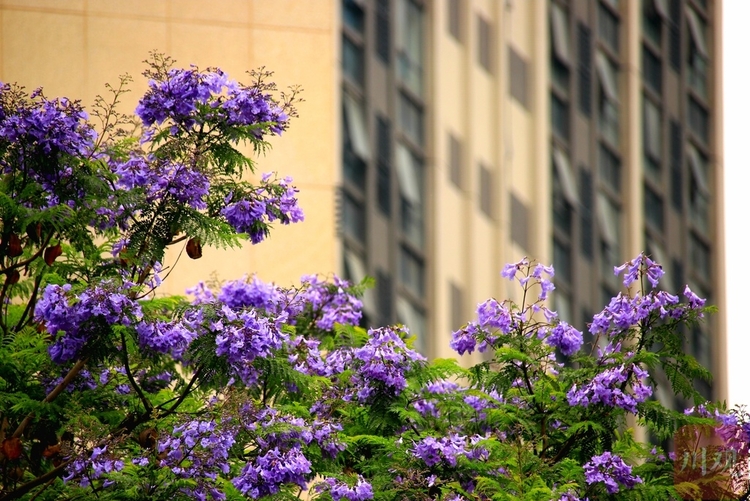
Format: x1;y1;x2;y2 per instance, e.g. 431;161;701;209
0;0;725;403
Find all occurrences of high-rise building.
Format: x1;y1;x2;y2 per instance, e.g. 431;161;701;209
0;0;724;401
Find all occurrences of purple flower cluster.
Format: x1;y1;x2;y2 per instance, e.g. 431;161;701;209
411;433;487;468
221;175;304;244
567;364;652;413
217;275;284;311
296;275;363;331
135;315;200;360
614;252;664;288
319;476;374;501
583;452;642;493
232;447;311;498
350;326;426;402
0;84;97;206
213;305;288;385
158;419;236;500
35;282;143;363
589;284;703;337
450;297;518;355
64;445;124;488
113;153;210;210
545;321;584;356
136;67;288;136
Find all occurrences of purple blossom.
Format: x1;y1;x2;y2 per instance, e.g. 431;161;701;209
35;282;143;364
221;175;304;243
297;275;362;330
545;322;584;356
567;364;652;413
320;477;374;501
583;452;642;493
232;447;311;498
350;326;426;402
614;253;664;288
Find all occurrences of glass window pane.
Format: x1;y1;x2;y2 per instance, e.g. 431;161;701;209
400;246;424;297
551;93;569;140
644;184;664;231
550;2;571;65
598;143;621;192
399;92;424;145
343;193;366;242
343;35;365;86
343;0;365;33
598;2;620;52
397;0;424;95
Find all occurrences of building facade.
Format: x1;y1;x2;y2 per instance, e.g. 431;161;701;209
0;0;725;401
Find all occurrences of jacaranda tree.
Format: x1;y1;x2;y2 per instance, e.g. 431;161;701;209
0;54;746;501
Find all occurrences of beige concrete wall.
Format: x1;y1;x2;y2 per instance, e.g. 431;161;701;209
0;0;340;294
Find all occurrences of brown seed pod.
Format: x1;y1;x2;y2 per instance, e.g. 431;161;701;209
8;466;24;481
6;269;20;285
44;244;62;266
137;428;158;449
7;234;22;258
2;437;22;460
42;443;61;459
26;223;42;244
186;237;202;259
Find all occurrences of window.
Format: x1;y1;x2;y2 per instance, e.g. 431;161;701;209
450;281;465;331
343;92;370;189
399;91;424;146
596;51;619;146
511;193;530;251
598;143;621;192
642;45;662;94
342;192;366;242
689;232;710;282
550;3;571;90
343;0;365;33
687;7;709;99
343;35;365;86
598;2;620;53
376;270;392;325
479;164;494;218
643;97;662;180
642;0;666;45
580;169;594;259
396;0;424;96
644;184;664;231
344;248;376;314
578;23;593;116
376;0;390;62
554;238;572;283
400;245;425;297
688;96;709;144
448;133;463;189
509;47;530;109
478;14;493;73
376;116;391;215
597;192;620;285
670;120;683;211
551;93;569;140
396;143;424;248
550;2;572;66
552;146;577;235
396;295;426;352
688;143;710;235
668;0;681;71
448;0;462;41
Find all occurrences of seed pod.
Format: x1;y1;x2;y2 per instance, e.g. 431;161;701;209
6;270;20;285
138;428;157;449
8;467;24;481
186;237;202;259
7;234;22;258
42;443;61;459
2;437;22;460
44;244;62;266
26;223;42;244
